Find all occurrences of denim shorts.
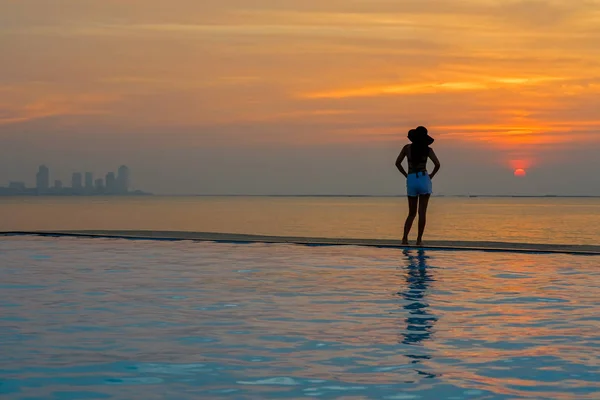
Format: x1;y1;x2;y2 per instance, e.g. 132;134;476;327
407;171;432;197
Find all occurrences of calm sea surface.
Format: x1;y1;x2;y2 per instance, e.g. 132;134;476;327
1;196;599;245
1;237;598;399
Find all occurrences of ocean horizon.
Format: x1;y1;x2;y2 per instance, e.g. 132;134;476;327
2;196;599;246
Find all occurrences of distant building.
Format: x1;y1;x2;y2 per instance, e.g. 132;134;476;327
94;178;105;193
116;165;130;194
0;164;149;197
85;172;94;191
106;172;116;193
9;181;26;191
72;173;83;191
36;165;50;194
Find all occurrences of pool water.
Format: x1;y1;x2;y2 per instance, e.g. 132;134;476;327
1;237;599;399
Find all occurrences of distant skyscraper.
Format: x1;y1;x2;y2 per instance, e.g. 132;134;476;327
72;172;83;191
85;172;94;191
36;165;50;194
106;172;116;193
94;178;105;193
54;180;63;189
116;165;130;194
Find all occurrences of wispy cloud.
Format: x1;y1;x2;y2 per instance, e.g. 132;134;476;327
303;76;568;99
436;120;600;146
0;93;119;126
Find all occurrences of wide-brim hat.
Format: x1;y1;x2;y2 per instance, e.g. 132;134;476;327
408;126;434;145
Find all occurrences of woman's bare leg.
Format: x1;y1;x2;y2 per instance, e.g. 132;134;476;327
416;194;431;246
402;196;419;244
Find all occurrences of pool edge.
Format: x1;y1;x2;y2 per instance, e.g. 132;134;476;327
1;231;599;256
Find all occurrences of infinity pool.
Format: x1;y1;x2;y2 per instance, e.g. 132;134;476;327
1;237;599;399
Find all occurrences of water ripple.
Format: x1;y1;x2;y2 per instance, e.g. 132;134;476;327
0;237;599;399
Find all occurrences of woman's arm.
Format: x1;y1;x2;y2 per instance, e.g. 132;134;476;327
395;145;408;178
428;148;441;179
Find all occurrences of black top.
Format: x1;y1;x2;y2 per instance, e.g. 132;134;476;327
407;144;430;173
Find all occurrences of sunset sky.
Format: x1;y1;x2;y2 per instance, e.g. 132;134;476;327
2;0;600;195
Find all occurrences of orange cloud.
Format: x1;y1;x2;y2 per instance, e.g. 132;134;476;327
302;76;568;99
0;93;119;126
1;0;600;159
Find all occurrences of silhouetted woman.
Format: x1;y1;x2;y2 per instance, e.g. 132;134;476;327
395;126;441;246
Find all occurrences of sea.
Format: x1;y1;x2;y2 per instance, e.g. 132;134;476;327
1;196;600;399
1;196;599;245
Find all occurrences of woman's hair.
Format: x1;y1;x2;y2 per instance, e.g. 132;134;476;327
409;126;430;164
411;142;430;164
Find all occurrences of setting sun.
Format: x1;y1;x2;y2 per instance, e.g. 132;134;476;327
514;168;527;177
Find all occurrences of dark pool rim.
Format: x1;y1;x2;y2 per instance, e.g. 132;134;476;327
1;231;599;256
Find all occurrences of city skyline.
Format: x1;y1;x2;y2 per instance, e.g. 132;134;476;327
0;164;150;196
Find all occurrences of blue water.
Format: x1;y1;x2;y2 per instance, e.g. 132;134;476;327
1;237;599;399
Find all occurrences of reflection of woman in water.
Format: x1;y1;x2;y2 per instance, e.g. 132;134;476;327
395;126;441;246
399;249;438;379
400;249;437;346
